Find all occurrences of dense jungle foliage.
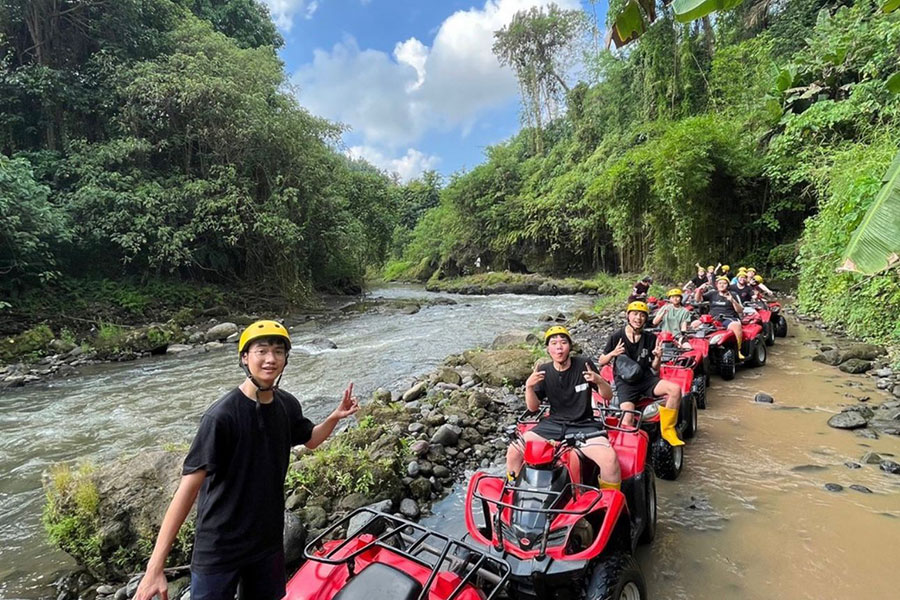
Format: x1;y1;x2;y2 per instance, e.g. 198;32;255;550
387;0;900;347
0;0;443;330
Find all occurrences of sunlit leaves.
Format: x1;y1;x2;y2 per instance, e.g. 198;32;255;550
671;0;745;24
887;72;900;93
883;0;900;14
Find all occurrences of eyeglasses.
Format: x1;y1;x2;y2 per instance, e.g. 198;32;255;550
250;347;287;359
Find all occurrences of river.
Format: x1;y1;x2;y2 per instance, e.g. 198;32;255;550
0;285;593;599
2;285;898;599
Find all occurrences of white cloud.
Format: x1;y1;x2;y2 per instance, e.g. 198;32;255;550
261;0;319;31
293;0;580;159
348;146;440;182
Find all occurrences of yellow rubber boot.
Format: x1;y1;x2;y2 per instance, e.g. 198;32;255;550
599;479;621;491
658;405;685;447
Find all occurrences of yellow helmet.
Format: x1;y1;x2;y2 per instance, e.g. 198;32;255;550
667;288;683;297
747;267;757;273
238;320;291;357
626;301;650;314
716;276;730;283
721;265;730;272
706;265;715;271
544;325;572;344
754;275;763;283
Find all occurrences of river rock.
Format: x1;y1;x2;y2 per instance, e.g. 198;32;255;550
402;381;427;402
399;498;420;518
827;412;868;429
874;367;893;378
839;359;872;374
861;451;883;464
283;510;308;569
165;344;193;354
876;378;892;390
813;349;843;366
308;337;337;350
372;387;392;404
844;461;862;469
824;483;843;492
407;461;420;477
433;465;451;479
410;440;429;457
431;424;461;446
205;322;238;342
879;460;900;474
424;411;446;427
408;422;425;434
434;367;462;385
463;348;534;386
346;500;393;537
855;428;879;439
338;492;371;511
408;477;432;501
491;330;540;349
849;484;873;494
892;385;900;398
303;505;329;529
840;343;886;362
754;392;774;404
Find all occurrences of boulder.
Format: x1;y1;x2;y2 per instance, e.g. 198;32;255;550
827;412;868;429
463;348;534;386
434;367;462;386
408;477;432;501
205;322;238;342
283;510;308;569
491;330;540;349
812;350;843;366
372;387;392;404
402;381;427;402
839;343;887;362
838;359;872;374
431;424;461;447
347;500;393;537
399;498;420;519
303;505;329;529
308;337;338;350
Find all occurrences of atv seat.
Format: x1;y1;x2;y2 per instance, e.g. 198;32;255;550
333;561;423;600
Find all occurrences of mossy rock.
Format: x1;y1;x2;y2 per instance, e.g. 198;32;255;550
463;348;534;386
0;324;55;363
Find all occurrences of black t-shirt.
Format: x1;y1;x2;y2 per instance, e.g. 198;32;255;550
632;282;650;296
690;275;706;288
604;328;657;381
183;387;314;572
703;290;739;320
730;283;754;304
533;355;597;424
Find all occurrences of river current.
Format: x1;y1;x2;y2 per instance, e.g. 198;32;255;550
2;285;898;599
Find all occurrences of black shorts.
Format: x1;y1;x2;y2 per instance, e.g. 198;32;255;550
613;376;660;407
530;419;608;444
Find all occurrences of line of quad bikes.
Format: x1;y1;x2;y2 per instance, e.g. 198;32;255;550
281;296;789;600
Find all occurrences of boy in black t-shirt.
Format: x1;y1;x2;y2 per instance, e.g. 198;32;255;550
135;321;359;600
597;301;684;448
505;326;622;490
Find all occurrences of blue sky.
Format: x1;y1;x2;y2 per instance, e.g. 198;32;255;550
261;0;608;181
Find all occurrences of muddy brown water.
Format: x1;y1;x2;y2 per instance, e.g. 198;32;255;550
426;318;900;599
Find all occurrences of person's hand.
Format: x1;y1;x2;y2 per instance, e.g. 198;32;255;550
583;362;602;385
134;570;168;600
332;383;360;419
652;337;663;358
607;340;626;359
525;367;545;390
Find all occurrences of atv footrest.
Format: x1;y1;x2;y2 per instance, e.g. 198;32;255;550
333;562;422;600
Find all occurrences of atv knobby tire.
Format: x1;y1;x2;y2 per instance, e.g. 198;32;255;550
764;322;775;346
680;392;698;439
719;348;736;381
774;315;788;337
650;436;683;481
750;339;767;367
638;468;657;545
692;372;707;410
585;551;647;600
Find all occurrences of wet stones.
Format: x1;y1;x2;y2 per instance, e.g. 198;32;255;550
849;484;873;494
824;483;844;492
861;451;883;465
754;392;775;404
204;322;238;342
879;460;900;475
430;424;461;446
827;411;868;429
402;381;427;402
399;498;420;519
839;359;872;374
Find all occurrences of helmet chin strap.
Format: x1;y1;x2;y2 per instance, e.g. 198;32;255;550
240;357;289;394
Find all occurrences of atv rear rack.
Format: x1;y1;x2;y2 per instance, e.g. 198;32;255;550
304;508;510;600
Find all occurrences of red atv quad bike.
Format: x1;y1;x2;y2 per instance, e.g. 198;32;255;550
745;299;777;347
655;330;709;411
767;300;788;338
465;408;654;600
598;364;693;481
695;311;767;381
284;508;510;600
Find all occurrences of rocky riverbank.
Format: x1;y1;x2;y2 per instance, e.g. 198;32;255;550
423;271;619;296
0;297;456;390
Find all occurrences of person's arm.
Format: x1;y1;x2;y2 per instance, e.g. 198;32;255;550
524;368;545;412
726;291;742;312
650;335;662;371
597;337;625;366
306;384;359;449
134;471;206;600
652;304;668;326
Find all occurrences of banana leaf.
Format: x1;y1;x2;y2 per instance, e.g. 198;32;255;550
887;72;900;94
610;0;646;48
672;0;745;24
838;151;900;274
883;0;900;14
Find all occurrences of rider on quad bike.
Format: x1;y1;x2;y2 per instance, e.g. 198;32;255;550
628;275;653;302
596;301;684;448
652;288;692;336
695;276;746;360
505;326;621;491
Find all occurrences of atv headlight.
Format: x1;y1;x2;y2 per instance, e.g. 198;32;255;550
710;334;724;345
642;403;660;419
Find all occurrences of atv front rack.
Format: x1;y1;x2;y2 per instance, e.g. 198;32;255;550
304;508;510;600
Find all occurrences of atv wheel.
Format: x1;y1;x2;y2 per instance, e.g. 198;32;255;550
650;436;683;481
774;314;788;337
718;348;736;381
680;392;698;439
585;551;646;600
764;322;775;346
692;372;707;410
750;340;767;367
638;468;657;545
